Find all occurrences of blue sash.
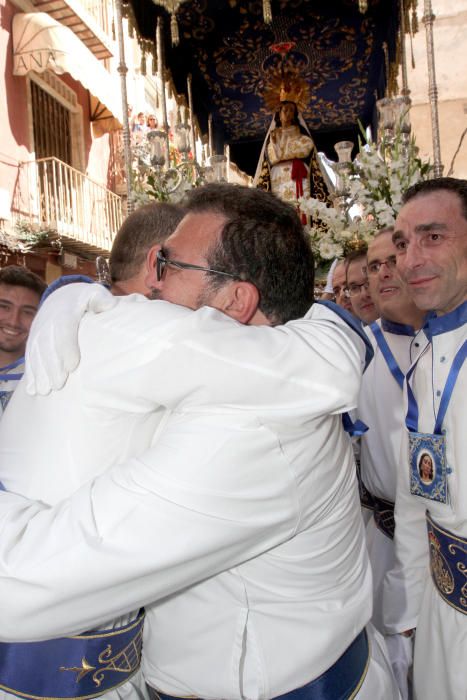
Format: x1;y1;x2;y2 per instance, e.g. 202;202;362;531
405;340;466;503
153;629;369;700
342;412;368;438
369;322;404;389
426;512;467;615
0;610;144;699
406;340;467;436
0;357;24;382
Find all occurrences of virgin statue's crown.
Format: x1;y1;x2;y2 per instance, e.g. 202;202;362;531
263;69;309;113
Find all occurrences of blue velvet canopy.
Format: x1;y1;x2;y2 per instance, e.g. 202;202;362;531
124;0;403;175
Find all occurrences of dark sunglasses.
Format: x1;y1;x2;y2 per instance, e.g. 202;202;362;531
156;250;237;282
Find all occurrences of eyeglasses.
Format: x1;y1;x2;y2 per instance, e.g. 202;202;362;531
346;280;370;297
366;256;397;275
156;250;237;282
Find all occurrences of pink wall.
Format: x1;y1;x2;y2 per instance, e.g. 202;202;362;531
0;0;114;222
0;0;32;215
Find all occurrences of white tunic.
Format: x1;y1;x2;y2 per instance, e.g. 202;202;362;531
358;319;418;632
383;302;467;700
0;293;398;700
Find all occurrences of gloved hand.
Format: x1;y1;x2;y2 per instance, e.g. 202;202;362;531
385;632;414;700
324;258;339;294
25;282;116;396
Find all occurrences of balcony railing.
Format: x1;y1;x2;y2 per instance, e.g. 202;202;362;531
14;157;123;255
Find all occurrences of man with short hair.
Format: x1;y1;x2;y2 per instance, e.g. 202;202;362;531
332;259;353;312
0;265;45;415
384;177;467;700
357;228;425;698
0;184;398;700
345;250;379;324
110;202;186;297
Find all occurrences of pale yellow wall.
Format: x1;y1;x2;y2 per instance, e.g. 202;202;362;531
403;1;467;177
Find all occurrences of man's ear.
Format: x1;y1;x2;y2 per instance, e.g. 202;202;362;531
221;281;261;324
144;244;161;291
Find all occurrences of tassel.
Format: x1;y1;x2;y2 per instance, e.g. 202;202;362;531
263;0;272;23
411;6;418;34
170;13;180;46
141;50;146;76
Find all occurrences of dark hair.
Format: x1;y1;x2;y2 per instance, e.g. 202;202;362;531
0;265;46;298
182;183;314;324
344;248;368;284
344;247;368;269
402;177;467;221
110;202;186;283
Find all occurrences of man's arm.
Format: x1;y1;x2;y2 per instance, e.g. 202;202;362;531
36;291;371;420
0;413;298;641
0;296;369;640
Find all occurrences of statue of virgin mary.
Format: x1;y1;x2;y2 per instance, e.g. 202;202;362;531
253;74;328;218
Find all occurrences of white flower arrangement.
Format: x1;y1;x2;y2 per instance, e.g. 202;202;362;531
301;119;433;267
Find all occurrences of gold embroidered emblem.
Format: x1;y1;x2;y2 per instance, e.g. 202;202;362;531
60;657;95;682
60;627;143;687
429;531;455;595
449;543;467;609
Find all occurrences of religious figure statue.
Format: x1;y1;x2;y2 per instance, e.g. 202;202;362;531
254;74;328;219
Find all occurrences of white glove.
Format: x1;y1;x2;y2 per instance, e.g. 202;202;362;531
25;282;116;396
324;258;339;294
385;633;414;700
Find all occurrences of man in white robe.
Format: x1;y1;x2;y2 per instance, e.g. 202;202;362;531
383;177;467;700
357;229;425;698
0;184;399;700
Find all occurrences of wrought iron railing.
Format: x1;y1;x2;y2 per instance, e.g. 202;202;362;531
14;157;123;253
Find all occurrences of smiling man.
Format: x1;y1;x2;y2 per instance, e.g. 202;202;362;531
356;228;425;699
384;177;467;700
0;265;45;415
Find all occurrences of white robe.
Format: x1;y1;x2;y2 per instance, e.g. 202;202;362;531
383;302;467;700
359;319;419;632
0;292;399;699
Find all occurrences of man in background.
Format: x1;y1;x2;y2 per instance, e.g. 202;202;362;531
0;265;45;415
346;249;379;324
109;202;185;296
332;259;353;312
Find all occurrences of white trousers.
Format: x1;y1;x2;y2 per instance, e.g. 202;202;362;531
413;580;467;700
